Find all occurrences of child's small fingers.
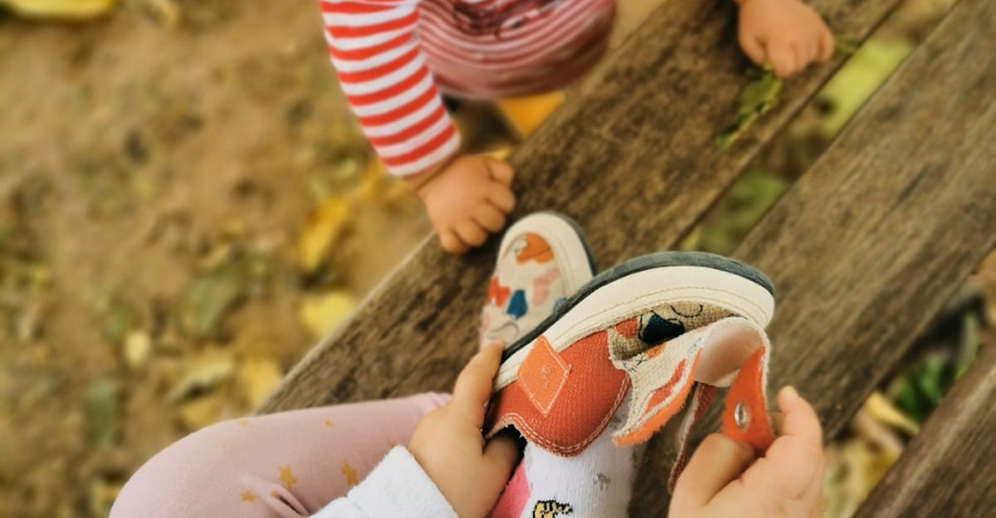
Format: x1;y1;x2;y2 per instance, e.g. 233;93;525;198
672;434;755;509
474;204;507;233
455;220;489;247
805;37;819;66
792;42;807;73
778;386;823;447
485;157;515;186
483;432;521;480
739;33;767;65
769;46;796;78
771;411;786;435
748;435;823;499
452;344;504;426
819;29;835;61
485;185;516;214
440;230;468;255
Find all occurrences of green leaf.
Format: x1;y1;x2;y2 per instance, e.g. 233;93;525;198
716;69;783;150
85;377;117;447
183;261;246;337
955;312;979;379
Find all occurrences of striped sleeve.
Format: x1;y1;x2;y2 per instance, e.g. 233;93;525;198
320;0;461;177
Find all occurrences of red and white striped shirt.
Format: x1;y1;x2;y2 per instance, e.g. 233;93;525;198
320;0;616;176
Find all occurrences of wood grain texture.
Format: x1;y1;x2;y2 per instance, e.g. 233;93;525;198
853;344;996;518
261;0;905;414
633;0;996;511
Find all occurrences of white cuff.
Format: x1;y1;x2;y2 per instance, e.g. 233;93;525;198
313;447;457;518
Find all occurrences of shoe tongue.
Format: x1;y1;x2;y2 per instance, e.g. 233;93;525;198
609;316;774;454
608;302;736;361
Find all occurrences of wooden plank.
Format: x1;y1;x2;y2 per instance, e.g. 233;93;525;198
852;344;996;518
262;0;905;413
632;0;996;511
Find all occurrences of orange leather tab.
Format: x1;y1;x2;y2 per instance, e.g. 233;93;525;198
518;336;571;416
721;348;774;453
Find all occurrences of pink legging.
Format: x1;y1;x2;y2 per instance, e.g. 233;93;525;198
110;393;450;518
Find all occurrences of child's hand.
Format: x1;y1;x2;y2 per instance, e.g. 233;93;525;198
670;386;824;518
409;344;520;518
415;154;516;255
736;0;835;78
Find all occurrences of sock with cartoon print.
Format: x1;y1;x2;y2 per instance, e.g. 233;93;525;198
489;302;742;518
491;404;641;518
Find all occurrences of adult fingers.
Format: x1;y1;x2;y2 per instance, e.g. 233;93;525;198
474;204;507;233
455;219;489;248
671;434;755;509
451;344;504;427
485;157;515;186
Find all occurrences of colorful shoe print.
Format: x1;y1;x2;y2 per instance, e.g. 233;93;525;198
486;252;777;517
480;212;596;348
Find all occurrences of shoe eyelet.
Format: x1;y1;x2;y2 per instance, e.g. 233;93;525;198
734;401;750;430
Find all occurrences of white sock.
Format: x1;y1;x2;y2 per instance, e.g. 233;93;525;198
492;405;642;518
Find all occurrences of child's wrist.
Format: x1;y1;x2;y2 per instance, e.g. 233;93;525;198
402;154;461;197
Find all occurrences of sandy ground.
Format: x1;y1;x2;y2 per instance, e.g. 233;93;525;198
0;0;987;517
0;2;433;516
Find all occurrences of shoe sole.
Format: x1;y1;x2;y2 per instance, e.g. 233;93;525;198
497;211;597;297
495;252;775;391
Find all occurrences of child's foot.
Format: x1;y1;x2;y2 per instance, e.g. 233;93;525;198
480;212;596;348
487;252;777;517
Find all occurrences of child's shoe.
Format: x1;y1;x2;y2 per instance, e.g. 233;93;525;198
487;252;777;517
480;212;596;348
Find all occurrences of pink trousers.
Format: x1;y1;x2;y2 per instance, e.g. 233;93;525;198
110;393;450;518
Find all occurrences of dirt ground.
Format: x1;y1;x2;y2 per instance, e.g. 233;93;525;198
0;0;988;517
0;1;435;516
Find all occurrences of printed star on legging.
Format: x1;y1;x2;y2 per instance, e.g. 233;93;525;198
240;490;256;503
341;460;358;487
278;466;298;491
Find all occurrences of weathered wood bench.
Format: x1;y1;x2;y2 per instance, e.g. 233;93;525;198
262;0;996;515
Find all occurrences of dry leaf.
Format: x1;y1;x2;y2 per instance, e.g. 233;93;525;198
296;197;351;273
88;478;122;518
236;357;283;408
177;393;224;431
137;0;180;29
299;291;356;339
0;0;117;19
862;391;920;436
124;331;152;369
823;438;895;518
169;350;235;402
183;261;245;337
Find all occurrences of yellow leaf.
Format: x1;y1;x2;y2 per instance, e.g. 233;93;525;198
124;331;152;369
296;197;351;273
0;0;118;19
237;357;284;408
299;291;357;340
169;350;235;402
862;391;920;436
177;393;224;431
